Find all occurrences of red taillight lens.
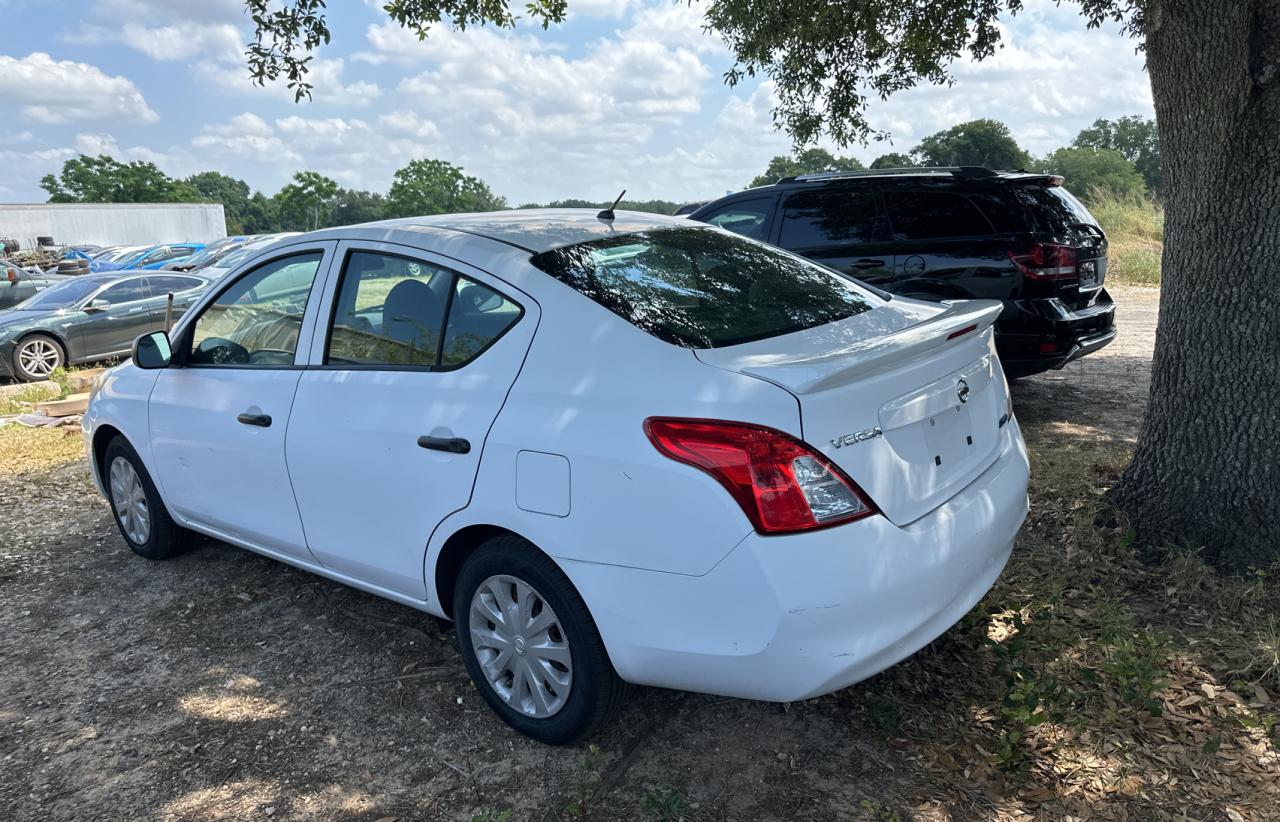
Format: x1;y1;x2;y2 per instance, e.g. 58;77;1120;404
644;417;878;534
1008;243;1079;281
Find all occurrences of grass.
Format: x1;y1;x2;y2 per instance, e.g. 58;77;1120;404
0;364;91;416
0;424;86;474
845;430;1280;814
1088;193;1165;286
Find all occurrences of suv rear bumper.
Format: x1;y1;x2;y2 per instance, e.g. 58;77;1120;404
996;289;1116;378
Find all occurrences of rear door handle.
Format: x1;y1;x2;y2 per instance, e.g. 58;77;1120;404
853;258;885;269
417;435;471;454
237;413;272;427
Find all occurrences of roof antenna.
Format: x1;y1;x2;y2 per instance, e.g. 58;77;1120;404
597;189;626;221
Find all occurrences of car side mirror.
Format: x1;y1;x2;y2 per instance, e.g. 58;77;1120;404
84;298;111;313
132;331;172;369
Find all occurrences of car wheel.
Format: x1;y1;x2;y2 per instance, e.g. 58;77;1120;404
13;333;64;382
103;436;190;561
453;535;626;744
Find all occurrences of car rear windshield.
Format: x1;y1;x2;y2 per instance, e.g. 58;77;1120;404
529;226;878;348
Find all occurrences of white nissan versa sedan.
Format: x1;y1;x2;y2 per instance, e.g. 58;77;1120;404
82;210;1030;743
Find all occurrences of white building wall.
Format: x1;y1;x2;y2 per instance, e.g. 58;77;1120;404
0;203;227;249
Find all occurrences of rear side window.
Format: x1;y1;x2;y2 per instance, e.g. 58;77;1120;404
779;189;887;248
326;251;522;369
884;191;994;240
1017;186;1100;235
529;226;877;349
148;275;203;294
699;198;773;240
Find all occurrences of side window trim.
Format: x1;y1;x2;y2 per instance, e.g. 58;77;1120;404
305;239;533;371
171;242;337;370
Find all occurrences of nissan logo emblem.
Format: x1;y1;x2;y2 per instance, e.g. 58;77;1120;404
957;379;970;404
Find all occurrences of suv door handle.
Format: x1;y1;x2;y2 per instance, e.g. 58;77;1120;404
237;413;272;427
417;435;471;454
852;258;885;269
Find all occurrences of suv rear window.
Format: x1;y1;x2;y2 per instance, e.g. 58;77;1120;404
529;226;877;348
884;190;994;240
1016;186;1100;235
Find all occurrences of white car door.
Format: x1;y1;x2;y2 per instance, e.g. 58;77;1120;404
148;243;336;561
285;241;537;598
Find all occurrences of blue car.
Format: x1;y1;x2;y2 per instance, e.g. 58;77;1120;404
91;243;205;272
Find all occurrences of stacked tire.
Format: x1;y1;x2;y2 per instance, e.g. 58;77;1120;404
57;258;90;275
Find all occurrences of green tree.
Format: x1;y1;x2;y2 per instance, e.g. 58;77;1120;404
1073;115;1162;195
749;148;863;187
273;170;339;230
519;198;682;215
385;159;506;218
185;171;254;233
247;1;1280;567
241;192;281;234
41;155;198;203
869;152;916;169
1039;147;1146;203
911;119;1031;169
328;188;389;226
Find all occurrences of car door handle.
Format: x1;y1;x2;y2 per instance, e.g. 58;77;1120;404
236;413;272;427
417;435;471;454
852;258;885;269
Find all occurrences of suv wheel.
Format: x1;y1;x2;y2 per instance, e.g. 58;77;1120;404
13;333;64;382
454;535;625;744
103;436;191;561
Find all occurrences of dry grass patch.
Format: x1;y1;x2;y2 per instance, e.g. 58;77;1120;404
0;424;86;475
844;431;1280;818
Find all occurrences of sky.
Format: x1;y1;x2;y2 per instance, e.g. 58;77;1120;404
0;0;1154;206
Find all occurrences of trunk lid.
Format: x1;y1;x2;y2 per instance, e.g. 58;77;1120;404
696;298;1008;526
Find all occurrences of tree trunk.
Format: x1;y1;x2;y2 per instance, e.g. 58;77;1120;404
1111;0;1280;569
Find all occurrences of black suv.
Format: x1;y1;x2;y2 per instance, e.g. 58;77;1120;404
687;167;1116;377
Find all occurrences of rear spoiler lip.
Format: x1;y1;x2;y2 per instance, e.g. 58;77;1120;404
703;300;1004;395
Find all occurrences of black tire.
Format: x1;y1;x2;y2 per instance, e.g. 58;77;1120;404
453;535;625;744
12;333;65;382
102;436;190;561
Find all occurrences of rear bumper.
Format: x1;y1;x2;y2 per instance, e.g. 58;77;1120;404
996;289;1116;377
562;419;1030;702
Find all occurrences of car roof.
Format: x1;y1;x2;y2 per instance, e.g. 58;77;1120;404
334;208;692;253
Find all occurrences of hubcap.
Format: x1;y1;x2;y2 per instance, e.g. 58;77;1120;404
17;339;60;378
109;456;150;545
469;574;572;718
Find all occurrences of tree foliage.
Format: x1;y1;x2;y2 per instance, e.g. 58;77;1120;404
185;171;255;233
912;119;1031;170
519;198;682;215
386;158;506;218
870;152;916;169
749;148;863;188
274;170;340;230
40;155;198;204
1039;147;1147;203
330;189;390;225
1072;115;1162;194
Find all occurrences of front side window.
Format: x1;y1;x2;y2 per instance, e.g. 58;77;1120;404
188;252;322;366
700;198;773;241
325;251;522;369
96;278;152;305
779;189;888;249
529;226;878;349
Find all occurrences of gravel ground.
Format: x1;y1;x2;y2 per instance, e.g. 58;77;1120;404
0;287;1170;822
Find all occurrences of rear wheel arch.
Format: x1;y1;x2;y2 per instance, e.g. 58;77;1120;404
434;524;529;618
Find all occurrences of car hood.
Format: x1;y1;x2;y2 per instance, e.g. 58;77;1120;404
0;307;67;331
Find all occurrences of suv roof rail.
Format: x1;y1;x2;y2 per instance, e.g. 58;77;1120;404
775;166;1003;185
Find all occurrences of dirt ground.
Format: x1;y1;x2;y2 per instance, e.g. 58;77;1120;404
5;285;1274;822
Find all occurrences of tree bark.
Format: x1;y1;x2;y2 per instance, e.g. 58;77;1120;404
1111;0;1280;569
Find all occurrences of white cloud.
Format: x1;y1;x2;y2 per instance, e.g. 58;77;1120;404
194;56;383;107
0;52;158;124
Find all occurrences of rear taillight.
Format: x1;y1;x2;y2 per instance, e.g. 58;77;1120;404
644;417;878;534
1008;243;1078;281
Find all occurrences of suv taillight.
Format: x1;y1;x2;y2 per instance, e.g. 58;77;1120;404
1008;243;1079;281
644;417;878;534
